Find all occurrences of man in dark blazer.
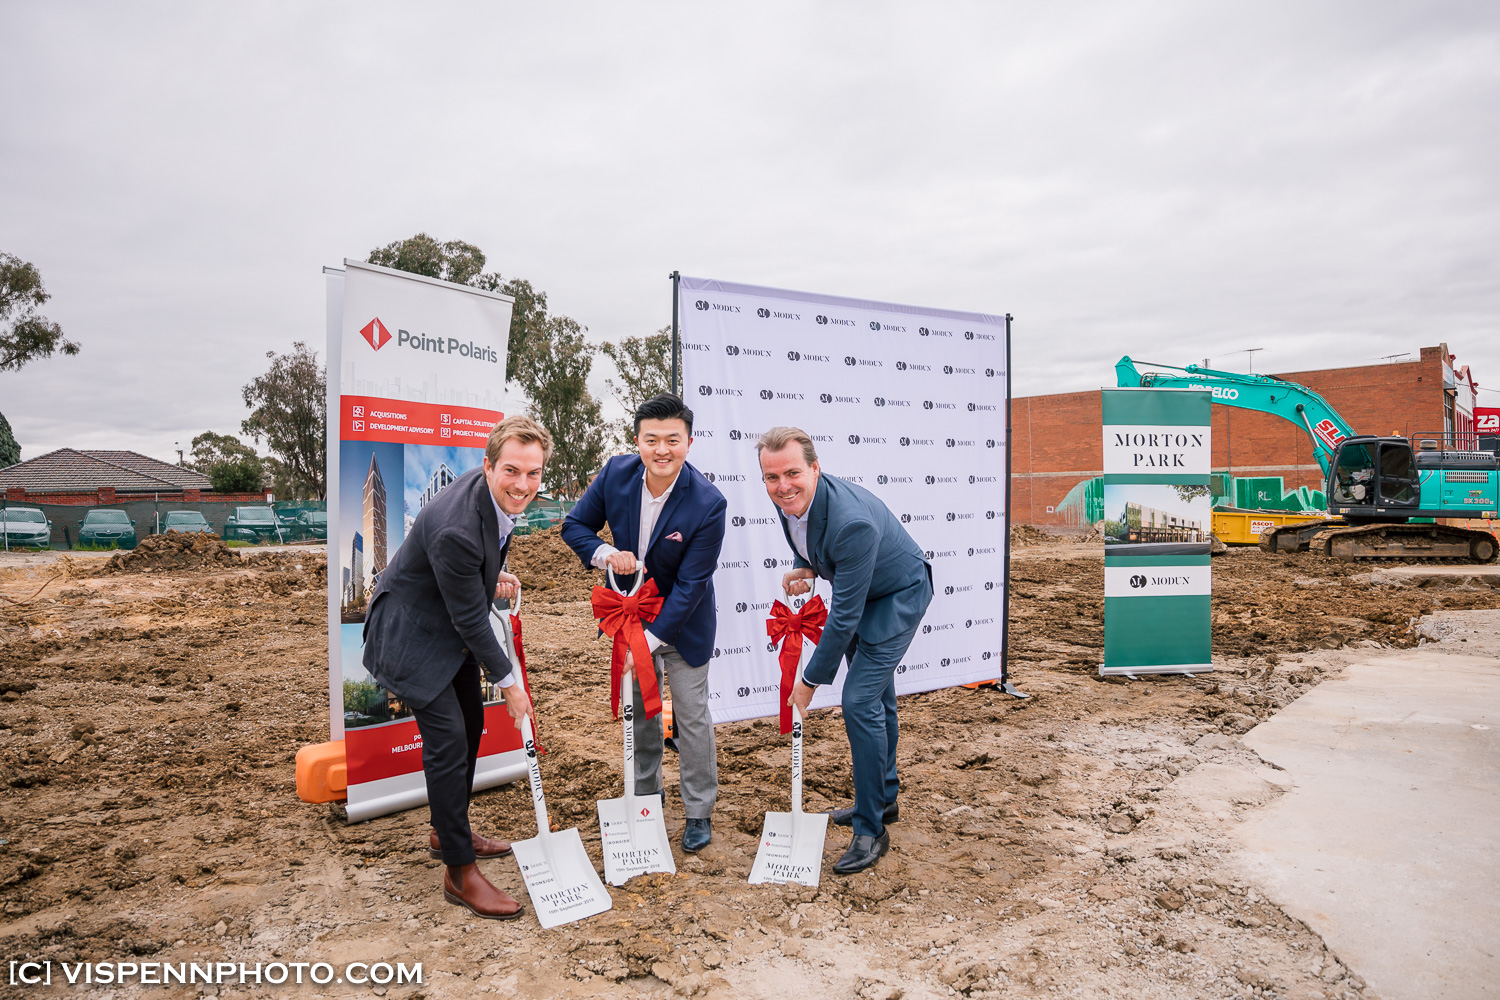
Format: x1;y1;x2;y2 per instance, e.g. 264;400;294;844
362;416;553;920
562;393;728;853
758;426;933;874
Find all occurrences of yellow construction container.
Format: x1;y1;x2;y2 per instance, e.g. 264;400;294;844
1212;508;1326;545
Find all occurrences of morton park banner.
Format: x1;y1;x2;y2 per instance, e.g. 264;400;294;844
1100;387;1213;676
324;260;515;822
678;275;1011;724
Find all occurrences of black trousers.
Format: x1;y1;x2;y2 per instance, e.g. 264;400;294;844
411;656;484;866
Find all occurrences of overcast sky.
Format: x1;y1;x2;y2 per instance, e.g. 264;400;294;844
3;2;1497;463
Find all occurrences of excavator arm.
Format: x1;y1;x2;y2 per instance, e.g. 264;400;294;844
1115;356;1357;477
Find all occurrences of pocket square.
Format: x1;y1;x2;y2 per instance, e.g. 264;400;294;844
665;531;684;542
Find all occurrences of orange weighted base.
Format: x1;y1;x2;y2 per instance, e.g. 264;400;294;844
962;680;1000;690
663;699;674;740
295;740;348;803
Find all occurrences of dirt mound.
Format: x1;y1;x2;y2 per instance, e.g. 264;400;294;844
102;532;239;574
508;524;611;603
1010;523;1062;547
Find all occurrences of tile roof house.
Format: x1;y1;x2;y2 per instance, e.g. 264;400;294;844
0;448;259;505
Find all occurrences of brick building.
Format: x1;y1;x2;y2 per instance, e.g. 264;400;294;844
1012;343;1486;528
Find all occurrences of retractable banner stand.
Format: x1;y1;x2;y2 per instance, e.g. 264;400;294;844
324;260;517;822
677;275;1011;724
1100;387;1213;677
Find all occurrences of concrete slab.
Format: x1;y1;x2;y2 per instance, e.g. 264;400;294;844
1367;564;1500;586
1232;650;1500;1000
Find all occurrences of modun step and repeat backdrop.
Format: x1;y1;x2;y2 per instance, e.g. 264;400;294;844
678;275;1011;724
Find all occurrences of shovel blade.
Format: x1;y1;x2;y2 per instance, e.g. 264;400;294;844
748;810;828;886
510;828;613;929
596;793;676;886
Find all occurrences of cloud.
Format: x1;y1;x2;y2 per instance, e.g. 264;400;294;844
1;2;1496;462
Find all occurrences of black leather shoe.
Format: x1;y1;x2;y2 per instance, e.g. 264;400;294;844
827;801;900;827
833;829;890;875
681;818;711;853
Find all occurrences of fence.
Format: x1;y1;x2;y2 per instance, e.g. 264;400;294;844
0;498;328;551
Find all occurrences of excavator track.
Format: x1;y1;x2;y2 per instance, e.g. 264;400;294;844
1261;520;1498;563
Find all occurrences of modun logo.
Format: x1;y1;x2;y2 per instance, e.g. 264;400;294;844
810;433;834;443
695;300;709;310
819;393;832;403
683;341;711;352
970;475;998;484
900;513;911;522
1130;575;1147;589
735;601;747;612
944;585;954;595
984;581;996;590
756;308;770;318
985;368;1000;377
360;318;392;350
727;345;739;355
985;439;998;448
762;557;778;569
896;361;932;372
968;402;998;412
693;429;713;438
710;472;746;482
985;509;998;518
719;559;750;570
918;326;953;338
848;434;860;444
943;365;976;375
698;385;712;396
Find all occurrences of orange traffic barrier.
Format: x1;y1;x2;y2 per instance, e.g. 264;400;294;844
296;740;348;803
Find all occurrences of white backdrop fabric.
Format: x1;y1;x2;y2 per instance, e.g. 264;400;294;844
678;276;1010;725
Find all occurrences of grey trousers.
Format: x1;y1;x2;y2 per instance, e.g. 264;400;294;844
631;644;718;819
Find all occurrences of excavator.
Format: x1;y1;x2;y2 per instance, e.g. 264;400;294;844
1115;357;1499;563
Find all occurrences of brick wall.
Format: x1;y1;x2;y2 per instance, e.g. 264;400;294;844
1012;346;1455;527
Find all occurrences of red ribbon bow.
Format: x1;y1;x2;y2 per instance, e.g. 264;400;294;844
766;595;827;734
591;578;666;720
507;614;543;752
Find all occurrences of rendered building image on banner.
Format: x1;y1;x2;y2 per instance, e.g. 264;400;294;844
1099;387;1214;676
325;261;516;822
678;275;1010;725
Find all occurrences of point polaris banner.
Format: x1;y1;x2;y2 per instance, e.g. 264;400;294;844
678;275;1010;723
1100;387;1213;676
324;260;516;822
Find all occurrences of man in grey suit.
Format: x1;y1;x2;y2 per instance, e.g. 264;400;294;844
758;426;933;874
363;416;552;920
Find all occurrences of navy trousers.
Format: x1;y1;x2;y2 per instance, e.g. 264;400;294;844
838;621;921;839
410;656;485;866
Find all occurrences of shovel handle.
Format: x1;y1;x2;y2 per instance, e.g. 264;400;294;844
521;716;550;838
605;565;645;596
791;703;805;816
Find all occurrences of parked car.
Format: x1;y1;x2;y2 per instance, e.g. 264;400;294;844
288;510;327;541
222;506;284;543
1;507;53;549
78;509;138;549
160;510;213;535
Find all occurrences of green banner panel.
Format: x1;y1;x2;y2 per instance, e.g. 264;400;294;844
1101;596;1212;669
1102;388;1213;427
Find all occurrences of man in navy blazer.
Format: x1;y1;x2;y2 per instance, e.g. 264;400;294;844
759;426;933;874
363;416;553;920
562;393;728;853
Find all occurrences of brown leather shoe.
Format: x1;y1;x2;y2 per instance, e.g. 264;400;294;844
428;828;513;860
443;864;524;920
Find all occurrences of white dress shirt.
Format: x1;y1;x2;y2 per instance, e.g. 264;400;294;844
589;467;682;651
488;490;518;688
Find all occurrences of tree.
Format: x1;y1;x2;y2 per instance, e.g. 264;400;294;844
516;316;606;497
600;326;681;446
241;343;326;499
1171;484;1211;503
187;431;264;493
370;234;547;382
1;253;80;372
0;410;19;467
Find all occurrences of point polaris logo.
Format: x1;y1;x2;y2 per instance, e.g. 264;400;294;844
389;324;500;363
360;317;393;350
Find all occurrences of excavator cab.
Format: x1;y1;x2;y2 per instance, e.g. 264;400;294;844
1328;436;1420;517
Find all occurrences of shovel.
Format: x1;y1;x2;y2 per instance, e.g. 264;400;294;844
749;589;829;887
595;567;676;885
500;602;612;929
